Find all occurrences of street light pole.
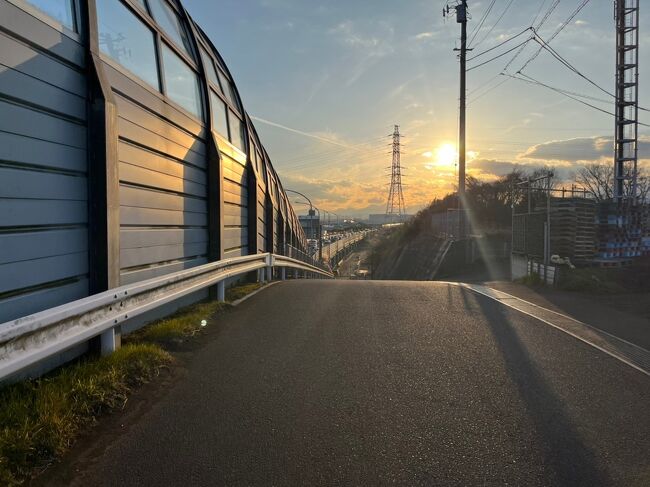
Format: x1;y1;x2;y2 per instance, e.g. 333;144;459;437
285;189;323;263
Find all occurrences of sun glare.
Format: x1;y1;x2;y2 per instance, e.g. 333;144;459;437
435;143;457;167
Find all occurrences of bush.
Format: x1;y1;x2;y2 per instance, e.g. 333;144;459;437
556;267;625;294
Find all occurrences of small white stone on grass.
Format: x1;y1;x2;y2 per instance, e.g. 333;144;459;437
200;320;207;327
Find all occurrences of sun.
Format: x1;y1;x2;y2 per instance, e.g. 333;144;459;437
435;143;457;167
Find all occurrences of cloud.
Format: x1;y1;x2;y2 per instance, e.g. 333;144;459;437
328;20;391;50
412;31;437;41
519;136;650;163
281;173;388;214
327;19;395;85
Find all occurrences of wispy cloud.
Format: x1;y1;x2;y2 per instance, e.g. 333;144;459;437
250;116;363;150
412;31;437;41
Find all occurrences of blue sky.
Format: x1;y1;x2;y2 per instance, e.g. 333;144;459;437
185;0;649;217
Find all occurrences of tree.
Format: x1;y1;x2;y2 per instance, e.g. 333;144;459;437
575;162;614;202
575;162;649;202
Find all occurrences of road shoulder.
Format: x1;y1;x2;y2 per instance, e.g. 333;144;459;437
445;281;650;377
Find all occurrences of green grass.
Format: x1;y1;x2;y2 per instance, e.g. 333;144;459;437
226;282;262;302
128;300;230;344
0;281;266;485
0;344;172;485
516;273;545;287
556;267;625;294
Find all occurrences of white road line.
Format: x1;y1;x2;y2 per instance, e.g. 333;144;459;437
230;282;280;307
440;281;650;378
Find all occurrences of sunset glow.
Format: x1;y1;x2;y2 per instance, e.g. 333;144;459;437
435;143;457;168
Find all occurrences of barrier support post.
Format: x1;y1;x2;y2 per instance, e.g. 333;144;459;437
217;280;225;302
100;328;120;355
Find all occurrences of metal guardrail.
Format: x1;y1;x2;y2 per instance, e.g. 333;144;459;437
322;231;369;266
0;253;332;382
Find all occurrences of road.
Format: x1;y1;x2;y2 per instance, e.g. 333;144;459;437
43;281;650;486
321;232;366;264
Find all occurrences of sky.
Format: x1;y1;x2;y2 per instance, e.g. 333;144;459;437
184;0;650;218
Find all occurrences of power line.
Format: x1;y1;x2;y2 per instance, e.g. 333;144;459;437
467;72;501;96
472;0;518;50
275;137;387;165
468;77;510;104
517;72;612;104
467;38;532;71
529;35;614;97
518;0;592;73
467;27;532;62
504;73;650;127
467;0;498;47
503;0;560;73
530;35;650;112
530;0;549;26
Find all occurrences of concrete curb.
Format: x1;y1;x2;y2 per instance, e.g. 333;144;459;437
441;281;650;378
229;282;281;307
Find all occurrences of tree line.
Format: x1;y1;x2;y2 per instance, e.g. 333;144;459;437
407;161;649;235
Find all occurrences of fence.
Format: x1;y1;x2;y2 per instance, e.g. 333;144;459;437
0;253;332;383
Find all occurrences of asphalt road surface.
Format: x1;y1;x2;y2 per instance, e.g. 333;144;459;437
44;281;650;486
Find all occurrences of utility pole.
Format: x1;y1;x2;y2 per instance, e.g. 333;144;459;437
614;0;639;203
445;1;470;238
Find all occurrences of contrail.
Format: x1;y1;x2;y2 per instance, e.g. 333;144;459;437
250;115;362;151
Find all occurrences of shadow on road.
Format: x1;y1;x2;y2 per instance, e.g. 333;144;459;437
457;286;611;486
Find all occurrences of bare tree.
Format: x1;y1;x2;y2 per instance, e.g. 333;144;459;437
637;173;650;203
575;162;614;201
575;162;650;202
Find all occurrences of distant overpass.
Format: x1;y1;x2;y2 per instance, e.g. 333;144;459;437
321;231;370;266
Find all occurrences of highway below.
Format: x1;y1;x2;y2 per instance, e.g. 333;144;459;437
43;281;650;486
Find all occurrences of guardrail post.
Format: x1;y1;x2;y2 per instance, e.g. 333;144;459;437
100;328;119;355
266;254;273;282
217;280;225;302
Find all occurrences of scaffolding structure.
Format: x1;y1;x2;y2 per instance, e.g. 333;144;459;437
614;0;639;202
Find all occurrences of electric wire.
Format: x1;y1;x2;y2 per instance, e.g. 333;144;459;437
529;36;650;112
504;72;650;127
467;38;533;71
468;77;510;104
467;0;498;48
516;72;612;104
467;27;532;62
472;0;517;50
503;0;560;73
518;0;591;73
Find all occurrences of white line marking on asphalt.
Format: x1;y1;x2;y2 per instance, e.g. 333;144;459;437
440;281;650;378
230;282;280;307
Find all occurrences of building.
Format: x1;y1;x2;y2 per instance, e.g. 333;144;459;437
0;0;308;323
299;210;321;240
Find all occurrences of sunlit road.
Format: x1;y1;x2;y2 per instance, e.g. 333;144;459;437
44;281;650;486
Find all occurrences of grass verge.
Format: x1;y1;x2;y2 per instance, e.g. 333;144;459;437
226;282;262;302
0;281;265;485
555;267;625;294
127;300;230;344
0;344;172;486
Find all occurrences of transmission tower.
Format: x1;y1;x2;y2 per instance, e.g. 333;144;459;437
614;0;639;202
385;125;406;222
